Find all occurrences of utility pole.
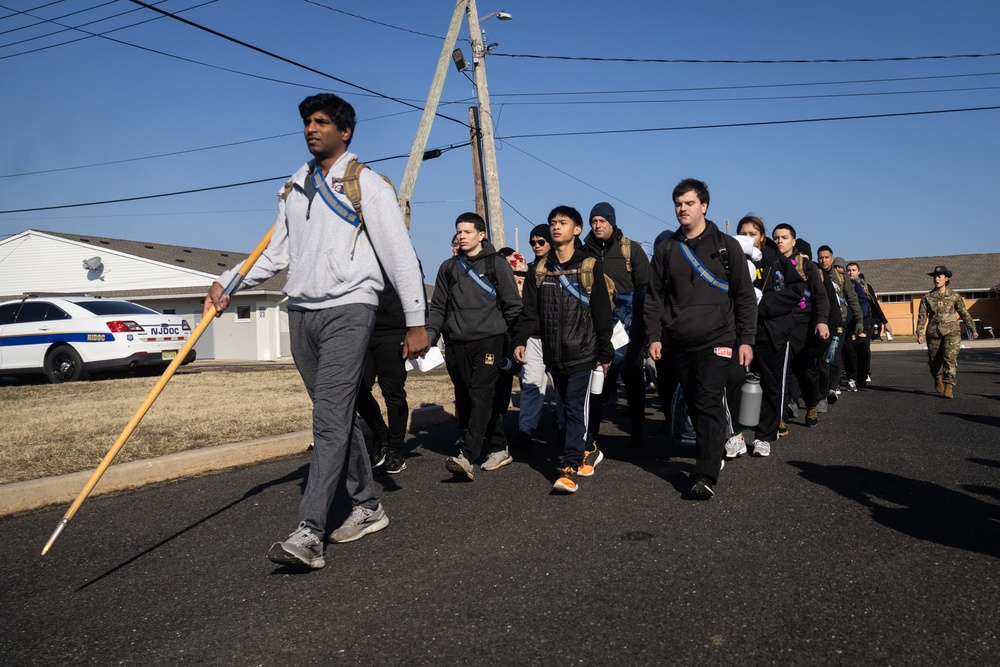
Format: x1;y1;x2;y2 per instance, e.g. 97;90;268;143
469;106;488;223
396;0;467;220
465;0;505;246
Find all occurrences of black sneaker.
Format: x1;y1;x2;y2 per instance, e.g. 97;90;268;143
827;390;839;405
627;429;645;448
383;451;406;474
370;435;388;469
689;475;715;500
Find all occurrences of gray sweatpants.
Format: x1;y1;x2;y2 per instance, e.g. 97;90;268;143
289;303;378;539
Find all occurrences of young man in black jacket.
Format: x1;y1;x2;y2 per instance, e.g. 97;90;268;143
644;179;757;499
426;212;522;480
514;206;614;493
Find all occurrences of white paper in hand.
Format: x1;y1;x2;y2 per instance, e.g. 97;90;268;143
611;321;630;350
406;346;444;372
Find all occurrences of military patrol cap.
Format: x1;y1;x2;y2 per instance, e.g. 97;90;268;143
928;265;952;278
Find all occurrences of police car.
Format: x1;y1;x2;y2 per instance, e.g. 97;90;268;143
0;296;195;383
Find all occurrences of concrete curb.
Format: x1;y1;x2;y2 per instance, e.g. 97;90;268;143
0;403;457;518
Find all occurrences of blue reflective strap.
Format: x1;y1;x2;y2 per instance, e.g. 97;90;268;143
311;164;360;228
549;261;590;306
457;256;496;298
678;241;729;292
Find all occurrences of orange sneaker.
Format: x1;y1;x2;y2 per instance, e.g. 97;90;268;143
578;443;603;477
553;467;579;493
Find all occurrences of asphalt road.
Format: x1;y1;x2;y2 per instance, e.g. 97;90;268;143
2;349;998;666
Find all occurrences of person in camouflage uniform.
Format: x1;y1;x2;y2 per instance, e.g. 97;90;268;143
915;265;978;398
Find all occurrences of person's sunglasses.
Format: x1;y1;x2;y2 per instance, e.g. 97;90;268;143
530;239;547;246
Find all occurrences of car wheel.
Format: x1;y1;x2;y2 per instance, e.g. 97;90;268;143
44;345;89;383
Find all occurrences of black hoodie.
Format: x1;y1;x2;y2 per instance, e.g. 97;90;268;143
644;220;757;351
426;241;522;344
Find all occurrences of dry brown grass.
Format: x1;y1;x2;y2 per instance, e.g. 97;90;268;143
0;366;455;485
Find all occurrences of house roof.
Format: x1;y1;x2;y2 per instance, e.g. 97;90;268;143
848;253;1000;295
38;229;288;296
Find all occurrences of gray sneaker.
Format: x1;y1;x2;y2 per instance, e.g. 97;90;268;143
446;453;475;480
750;439;771;457
267;522;325;569
481;448;513;471
330;503;389;544
724;434;747;459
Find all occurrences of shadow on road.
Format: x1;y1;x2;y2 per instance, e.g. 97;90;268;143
77;464;309;591
789;461;1000;558
941;411;1000;428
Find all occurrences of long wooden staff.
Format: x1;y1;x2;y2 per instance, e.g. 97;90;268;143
41;226;275;555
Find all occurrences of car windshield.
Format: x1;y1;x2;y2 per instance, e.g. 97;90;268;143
75;300;160;316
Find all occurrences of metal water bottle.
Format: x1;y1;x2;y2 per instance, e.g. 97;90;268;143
738;372;763;427
590;364;605;395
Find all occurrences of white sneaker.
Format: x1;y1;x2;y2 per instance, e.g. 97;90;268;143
751;440;771;457
724;434;747;459
481;448;513;471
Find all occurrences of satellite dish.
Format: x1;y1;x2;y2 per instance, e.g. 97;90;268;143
83;256;106;280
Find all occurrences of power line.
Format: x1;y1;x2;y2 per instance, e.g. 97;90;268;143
487;71;1000;98
497;105;1000;140
0;132;299;179
0;0;110;38
492;84;1000;106
0;0;201;58
0;142;470;213
302;0;444;40
0;176;288;214
126;0;469;128
494;51;1000;65
499;141;670;225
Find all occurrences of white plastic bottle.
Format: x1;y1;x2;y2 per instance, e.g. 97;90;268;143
590;364;605;395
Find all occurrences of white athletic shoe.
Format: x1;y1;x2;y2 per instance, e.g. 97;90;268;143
751;440;771;457
724;434;747;459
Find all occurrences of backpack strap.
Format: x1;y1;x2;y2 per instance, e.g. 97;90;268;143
456;255;498;298
620;237;632;274
534;257;549;287
336;159;411;230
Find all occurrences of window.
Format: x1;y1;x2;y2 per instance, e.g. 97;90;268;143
13;301;70;323
162;309;176;315
236;306;251;320
76;300;159;316
0;303;19;325
881;294;912;303
959;291;996;300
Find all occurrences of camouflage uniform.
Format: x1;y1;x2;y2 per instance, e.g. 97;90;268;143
915;287;975;386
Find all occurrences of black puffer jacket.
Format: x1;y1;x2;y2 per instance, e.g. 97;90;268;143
514;248;614;374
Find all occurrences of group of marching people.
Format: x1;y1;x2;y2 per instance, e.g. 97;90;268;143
418;177;935;501
212;93;975;569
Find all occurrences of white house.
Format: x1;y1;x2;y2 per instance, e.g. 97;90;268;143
0;230;290;361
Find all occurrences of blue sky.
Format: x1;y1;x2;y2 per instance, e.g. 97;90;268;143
2;0;998;278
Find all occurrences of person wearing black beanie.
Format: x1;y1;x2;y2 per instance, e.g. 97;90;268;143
588;202;616;229
583;201;650;448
